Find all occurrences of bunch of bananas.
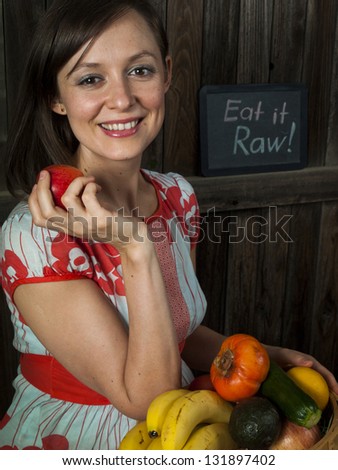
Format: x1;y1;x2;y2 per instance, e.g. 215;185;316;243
119;389;238;450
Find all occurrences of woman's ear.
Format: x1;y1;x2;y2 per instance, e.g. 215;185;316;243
51;100;67;115
164;55;172;93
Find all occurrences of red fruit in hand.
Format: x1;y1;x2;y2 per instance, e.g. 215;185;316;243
42;165;83;209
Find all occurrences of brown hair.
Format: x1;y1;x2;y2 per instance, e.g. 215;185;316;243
5;0;169;198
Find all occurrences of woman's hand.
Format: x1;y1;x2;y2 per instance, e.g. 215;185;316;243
265;344;338;394
183;327;338;395
29;170;149;254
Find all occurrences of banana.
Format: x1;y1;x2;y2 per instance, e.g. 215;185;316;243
182;422;239;450
146;388;187;438
118;421;152;450
147;436;163;450
161;389;233;450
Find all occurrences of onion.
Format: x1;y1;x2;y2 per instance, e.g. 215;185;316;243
270;420;322;450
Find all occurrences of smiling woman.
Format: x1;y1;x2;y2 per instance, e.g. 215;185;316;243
0;0;206;450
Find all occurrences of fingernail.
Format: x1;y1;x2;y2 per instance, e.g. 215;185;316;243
39;170;47;180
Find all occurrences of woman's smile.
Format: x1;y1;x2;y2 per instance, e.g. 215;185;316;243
99;118;142;137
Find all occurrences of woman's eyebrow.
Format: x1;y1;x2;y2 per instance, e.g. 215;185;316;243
66;62;100;79
128;51;158;62
66;63;100;79
66;50;158;79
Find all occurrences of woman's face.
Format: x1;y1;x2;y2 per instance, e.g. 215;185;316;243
52;10;171;166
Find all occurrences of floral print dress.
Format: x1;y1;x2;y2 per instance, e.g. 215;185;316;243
0;171;207;450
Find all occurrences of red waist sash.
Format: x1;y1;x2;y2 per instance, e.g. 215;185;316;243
20;353;111;405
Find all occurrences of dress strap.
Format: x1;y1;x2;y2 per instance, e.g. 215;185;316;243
20;354;111;405
148;217;190;352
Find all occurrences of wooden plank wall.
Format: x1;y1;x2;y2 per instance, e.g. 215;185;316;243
1;0;338;418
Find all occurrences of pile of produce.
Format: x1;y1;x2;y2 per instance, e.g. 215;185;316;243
119;333;331;450
119;389;237;450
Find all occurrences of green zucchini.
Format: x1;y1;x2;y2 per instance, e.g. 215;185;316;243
260;360;322;429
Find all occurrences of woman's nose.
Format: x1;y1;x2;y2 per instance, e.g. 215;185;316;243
105;78;135;110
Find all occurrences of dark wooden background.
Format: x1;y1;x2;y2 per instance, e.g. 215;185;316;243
1;0;338;418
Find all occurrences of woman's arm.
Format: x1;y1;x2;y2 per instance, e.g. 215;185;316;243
17;172;182;420
14;248;181;420
181;325;224;372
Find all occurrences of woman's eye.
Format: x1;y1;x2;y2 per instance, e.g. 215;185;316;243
129;66;155;77
78;75;102;86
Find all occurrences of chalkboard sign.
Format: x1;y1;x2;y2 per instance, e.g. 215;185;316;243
199;84;308;176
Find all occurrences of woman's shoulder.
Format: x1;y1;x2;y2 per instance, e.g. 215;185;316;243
1;200;31;230
142;170;200;231
1;199;70;256
142;169;196;196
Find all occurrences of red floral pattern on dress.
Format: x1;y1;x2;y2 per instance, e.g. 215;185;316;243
50;233;93;277
2;250;28;288
42;435;69;450
161;182;200;245
90;245;125;297
0;434;69;450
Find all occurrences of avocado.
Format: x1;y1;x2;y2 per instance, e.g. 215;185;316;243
229;396;281;449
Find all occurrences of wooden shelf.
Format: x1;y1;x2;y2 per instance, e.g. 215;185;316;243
1;166;338;218
188;166;338;213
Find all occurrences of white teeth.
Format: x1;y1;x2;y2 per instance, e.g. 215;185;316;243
101;120;138;131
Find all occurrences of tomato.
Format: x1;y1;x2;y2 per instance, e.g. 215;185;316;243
210;333;270;402
41;165;83;209
188;374;215;391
